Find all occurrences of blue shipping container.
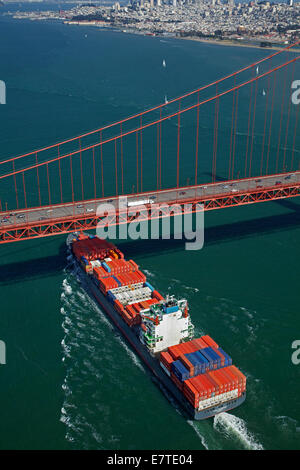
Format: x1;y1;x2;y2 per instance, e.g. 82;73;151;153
171;360;190;382
217;347;232;366
204;347;221;367
194;351;210;373
199;348;215;370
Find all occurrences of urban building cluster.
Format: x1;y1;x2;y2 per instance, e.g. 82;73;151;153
8;1;300;44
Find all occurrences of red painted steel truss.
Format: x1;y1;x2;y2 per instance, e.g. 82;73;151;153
1;183;299;244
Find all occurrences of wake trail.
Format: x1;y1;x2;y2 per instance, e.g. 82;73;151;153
214;412;264;450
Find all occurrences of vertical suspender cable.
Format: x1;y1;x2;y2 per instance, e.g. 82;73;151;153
70;155;74;204
160;107;162;189
140;116;143;193
282;62;295;172
290;95;300;170
120;123;124;194
157;118;160;190
260;70;271;176
195;90;200;185
92;147;96;199
13;160;19;209
46;163;51;205
265;71;277;175
177;100;181;188
275;65;288;173
79;138;84;201
115;138;118;196
22;171;27;209
136;130;139;193
245;67;254;177
228;74;237;180
58;146;63;203
249;78;258;177
36;152;41;207
100;130;104;197
231;89;239;180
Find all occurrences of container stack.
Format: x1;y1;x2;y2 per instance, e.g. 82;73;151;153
72;235;165;327
160;335;246;411
73;237;117;261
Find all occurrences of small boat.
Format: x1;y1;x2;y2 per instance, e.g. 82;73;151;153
256;66;259;75
164;95;168;104
162;59;166;68
262;89;266;96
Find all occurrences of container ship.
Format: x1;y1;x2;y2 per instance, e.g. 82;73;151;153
67;232;246;420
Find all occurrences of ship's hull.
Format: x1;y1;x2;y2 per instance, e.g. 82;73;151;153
67;234;246;420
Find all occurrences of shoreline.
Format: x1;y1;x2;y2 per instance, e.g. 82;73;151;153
61;20;300;53
179;36;300;53
7;13;300;53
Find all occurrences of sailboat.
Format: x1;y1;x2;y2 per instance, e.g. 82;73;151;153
164;95;168;104
262;89;266;96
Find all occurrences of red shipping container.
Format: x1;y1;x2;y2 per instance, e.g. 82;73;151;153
168;345;182;360
160;351;174;371
228;366;246;392
152;290;164;301
190;376;208;399
209;370;225;394
201;335;219;349
218;368;235;391
179;354;194;377
213;369;228;393
205;372;220;395
191;338;208;350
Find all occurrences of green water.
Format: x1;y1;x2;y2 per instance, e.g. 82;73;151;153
0;10;300;450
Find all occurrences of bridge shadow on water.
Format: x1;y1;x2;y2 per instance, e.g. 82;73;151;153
122;199;300;259
0;240;68;286
0;198;299;285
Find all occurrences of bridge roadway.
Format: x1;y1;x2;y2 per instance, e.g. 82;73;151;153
0;171;300;231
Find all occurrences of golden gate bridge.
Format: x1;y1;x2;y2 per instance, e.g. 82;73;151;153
0;41;300;243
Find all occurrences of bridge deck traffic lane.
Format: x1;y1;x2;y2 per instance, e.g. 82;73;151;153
1;171;300;230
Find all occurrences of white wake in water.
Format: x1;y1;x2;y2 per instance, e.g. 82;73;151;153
214;412;264;450
62;278;73;296
187;421;210;450
60;266;153;448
